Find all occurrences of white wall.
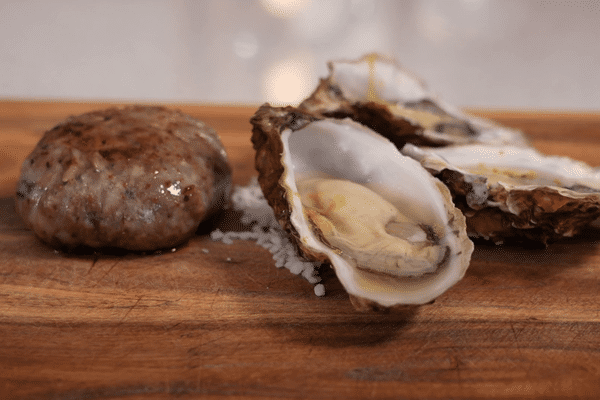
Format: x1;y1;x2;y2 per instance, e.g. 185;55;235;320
1;0;599;109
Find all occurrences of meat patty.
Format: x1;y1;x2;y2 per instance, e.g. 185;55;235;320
15;105;232;251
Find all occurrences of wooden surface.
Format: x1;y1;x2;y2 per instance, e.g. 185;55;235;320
1;100;600;399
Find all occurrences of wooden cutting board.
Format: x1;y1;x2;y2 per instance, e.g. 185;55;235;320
1;100;599;399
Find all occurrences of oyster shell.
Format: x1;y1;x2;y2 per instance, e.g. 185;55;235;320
299;53;528;148
251;104;473;311
402;144;600;244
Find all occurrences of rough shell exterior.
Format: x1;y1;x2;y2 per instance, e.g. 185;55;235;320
299;53;528;148
251;104;473;311
402;144;600;244
299;76;426;148
16;105;232;251
250;104;323;262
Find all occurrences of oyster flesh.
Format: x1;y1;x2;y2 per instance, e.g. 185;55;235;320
402;144;600;244
251;104;473;311
299;53;528;148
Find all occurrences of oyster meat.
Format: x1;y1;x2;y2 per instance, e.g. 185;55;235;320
402;144;600;244
299;53;528;148
251;104;473;310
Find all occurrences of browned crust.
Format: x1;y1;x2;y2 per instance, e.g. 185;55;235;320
15;105;231;251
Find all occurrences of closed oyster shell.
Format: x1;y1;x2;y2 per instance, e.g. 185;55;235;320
300;53;528;148
251;104;473;311
402;144;600;244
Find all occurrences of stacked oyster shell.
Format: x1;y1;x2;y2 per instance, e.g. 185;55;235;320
250;53;600;310
402;144;600;244
298;53;600;244
299;53;529;148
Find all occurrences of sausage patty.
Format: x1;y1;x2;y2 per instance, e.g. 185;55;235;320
15;105;232;251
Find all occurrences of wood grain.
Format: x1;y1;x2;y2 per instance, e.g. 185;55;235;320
1;100;600;399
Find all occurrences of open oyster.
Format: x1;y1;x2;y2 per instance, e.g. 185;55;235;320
251;104;473;311
402;144;600;244
299;53;527;148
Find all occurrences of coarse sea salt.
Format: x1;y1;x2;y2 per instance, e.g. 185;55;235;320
210;177;325;296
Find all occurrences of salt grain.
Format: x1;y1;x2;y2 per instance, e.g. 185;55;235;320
211;177;323;295
314;284;326;297
210;229;224;241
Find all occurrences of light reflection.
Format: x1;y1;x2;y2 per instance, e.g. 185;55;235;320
263;56;314;105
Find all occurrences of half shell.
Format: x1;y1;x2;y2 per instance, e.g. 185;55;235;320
402;144;600;244
251;104;473;310
299;53;528;148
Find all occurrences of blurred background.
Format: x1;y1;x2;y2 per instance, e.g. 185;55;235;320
1;0;598;110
